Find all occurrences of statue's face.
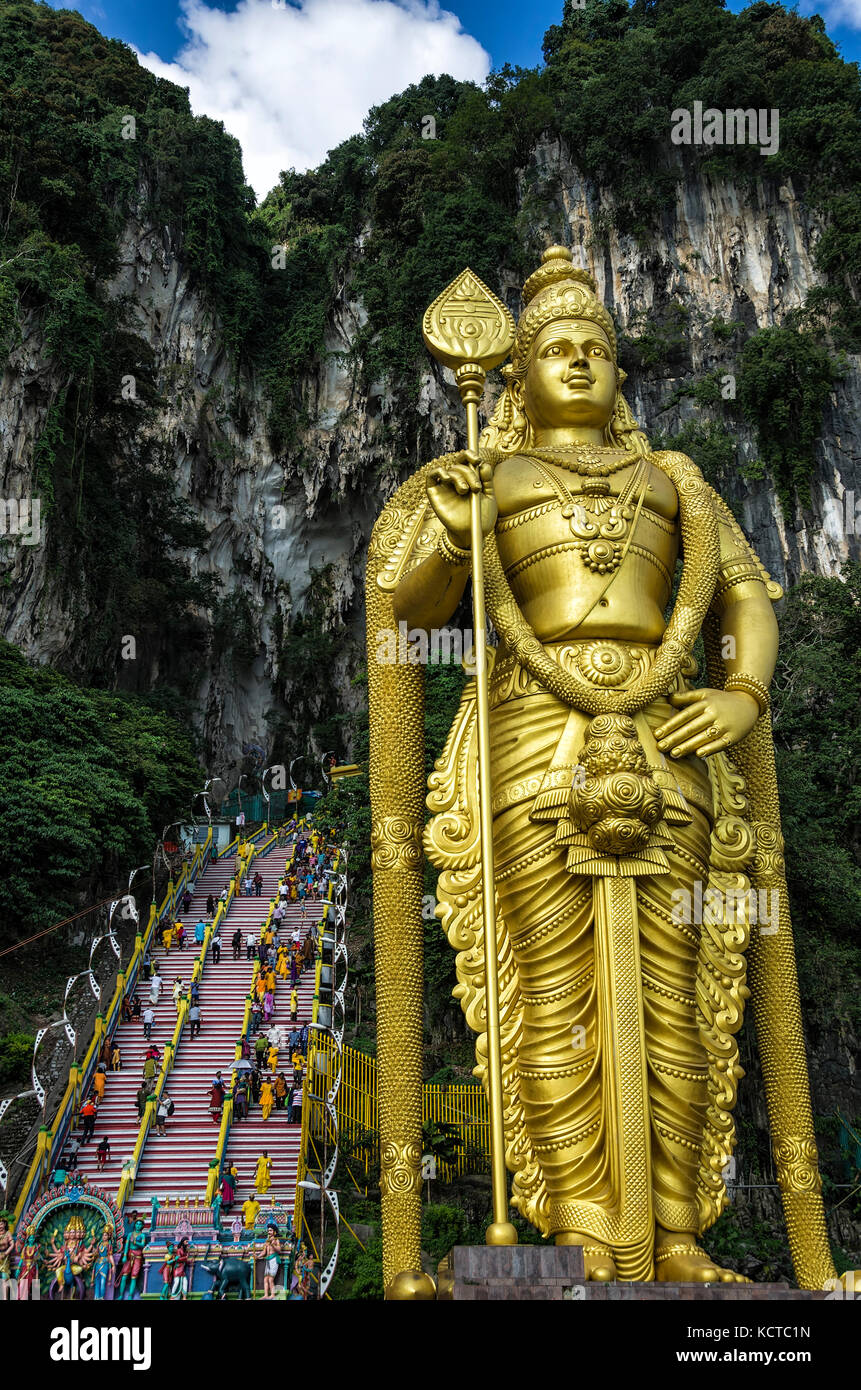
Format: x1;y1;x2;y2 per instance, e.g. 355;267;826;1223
522;320;617;432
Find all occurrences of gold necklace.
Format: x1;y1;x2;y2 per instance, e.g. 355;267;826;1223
526;456;647;574
522;445;642;477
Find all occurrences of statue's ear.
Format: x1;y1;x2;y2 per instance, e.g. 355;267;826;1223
617;367;627;386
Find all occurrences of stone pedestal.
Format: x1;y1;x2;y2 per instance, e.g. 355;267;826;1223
440;1246;830;1300
441;1244;586;1300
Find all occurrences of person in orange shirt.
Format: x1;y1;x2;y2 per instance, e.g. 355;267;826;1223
265;968;276;992
92;1068;106;1101
255;974;266;1002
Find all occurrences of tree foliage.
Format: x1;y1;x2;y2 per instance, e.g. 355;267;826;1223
0;639;201;943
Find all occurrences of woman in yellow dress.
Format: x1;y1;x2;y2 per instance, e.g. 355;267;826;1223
260;1078;275;1121
267;1043;278;1072
254;1151;272;1194
265;968;276;993
255;974;266;1002
277;949;288;980
161;923;173;953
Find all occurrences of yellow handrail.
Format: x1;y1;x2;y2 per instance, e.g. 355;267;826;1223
205;834;283;1203
11;828;216;1227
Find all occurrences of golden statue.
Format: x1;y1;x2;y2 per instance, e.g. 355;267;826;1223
367;246;842;1294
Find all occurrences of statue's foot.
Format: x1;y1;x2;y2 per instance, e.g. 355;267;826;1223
655;1242;750;1284
555;1231;616;1282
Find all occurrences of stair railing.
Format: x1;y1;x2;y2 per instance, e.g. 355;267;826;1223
205;846;285;1206
10;828;213;1224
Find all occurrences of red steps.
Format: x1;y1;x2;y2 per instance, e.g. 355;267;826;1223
65;840;328;1221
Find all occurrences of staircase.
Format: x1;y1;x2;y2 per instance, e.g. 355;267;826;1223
62;836;329;1224
221;893;321;1213
129;845;295;1206
60;839;264;1200
60;852;223;1195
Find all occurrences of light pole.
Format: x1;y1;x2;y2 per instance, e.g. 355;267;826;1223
154;821;184;915
199;776;226;855
261;764;283;828
288;756;304;821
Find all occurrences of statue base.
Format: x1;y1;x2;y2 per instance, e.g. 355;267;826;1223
439;1246;830;1300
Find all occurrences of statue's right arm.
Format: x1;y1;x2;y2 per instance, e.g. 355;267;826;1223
392;549;470;629
392;451;496;630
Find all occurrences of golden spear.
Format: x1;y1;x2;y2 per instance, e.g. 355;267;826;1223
423;269;518;1246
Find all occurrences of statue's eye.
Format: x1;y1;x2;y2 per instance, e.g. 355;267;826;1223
591;346;606;357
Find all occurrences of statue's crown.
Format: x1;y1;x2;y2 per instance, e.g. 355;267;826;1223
513;244;616;367
522;245;597;306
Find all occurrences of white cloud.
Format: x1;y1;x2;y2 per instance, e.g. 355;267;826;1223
135;0;490;200
800;0;861;29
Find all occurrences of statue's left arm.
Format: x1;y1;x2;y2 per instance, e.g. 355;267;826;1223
655;500;778;759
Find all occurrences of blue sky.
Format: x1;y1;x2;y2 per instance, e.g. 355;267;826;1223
52;0;861;68
45;1;861;199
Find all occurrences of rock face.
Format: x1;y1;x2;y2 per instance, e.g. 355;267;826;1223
0;138;858;762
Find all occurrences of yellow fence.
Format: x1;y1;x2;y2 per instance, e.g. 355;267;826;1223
301;1038;489;1189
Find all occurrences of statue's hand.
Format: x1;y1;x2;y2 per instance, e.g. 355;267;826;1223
655;688;760;759
427;450;497;551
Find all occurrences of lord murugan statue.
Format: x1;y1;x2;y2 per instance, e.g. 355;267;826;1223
367;245;841;1295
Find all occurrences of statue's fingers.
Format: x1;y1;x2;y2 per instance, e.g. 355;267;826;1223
695;733;731;757
448;464;479;493
656;704;707;740
668;720;721;758
668;689;702;706
661;713;713;754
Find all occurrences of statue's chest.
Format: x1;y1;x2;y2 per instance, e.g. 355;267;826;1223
494;454;678;579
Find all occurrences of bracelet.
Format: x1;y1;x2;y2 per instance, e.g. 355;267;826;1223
436;530;471;567
725;673;770;714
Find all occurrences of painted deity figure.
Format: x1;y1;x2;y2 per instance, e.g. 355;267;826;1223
47;1215;95;1299
16;1226;40;1300
260;1223;282;1299
170;1238;192;1299
0;1217;14;1297
117;1218;149;1300
368;245;843;1291
159;1241;177;1300
92;1223;116;1300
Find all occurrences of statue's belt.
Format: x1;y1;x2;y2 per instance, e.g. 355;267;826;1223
485;641;713;825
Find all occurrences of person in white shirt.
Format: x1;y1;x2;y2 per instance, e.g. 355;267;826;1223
150;972;163;1005
143;1006;155;1039
246;932;256;961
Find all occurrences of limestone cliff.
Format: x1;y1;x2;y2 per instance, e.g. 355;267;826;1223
1;137;858;767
